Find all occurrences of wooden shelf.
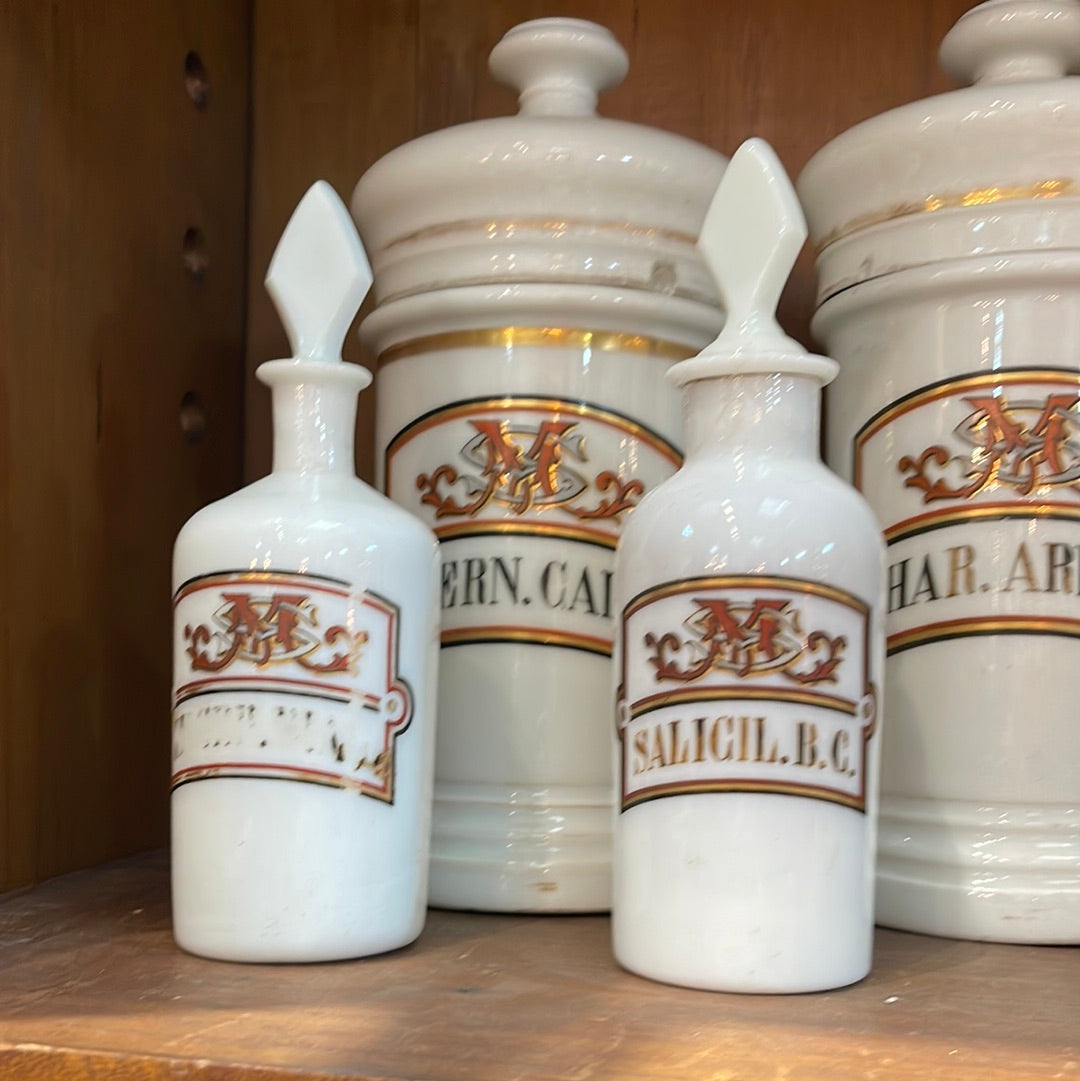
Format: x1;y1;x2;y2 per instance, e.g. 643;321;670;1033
0;853;1075;1080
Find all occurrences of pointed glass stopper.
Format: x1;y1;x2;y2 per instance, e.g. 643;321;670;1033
264;181;373;363
699;137;806;356
670;138;836;385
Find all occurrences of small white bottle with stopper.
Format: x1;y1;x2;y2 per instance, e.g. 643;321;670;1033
611;140;885;992
171;182;439;963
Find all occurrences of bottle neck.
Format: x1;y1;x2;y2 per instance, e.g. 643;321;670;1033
258;360;369;477
682;372;822;461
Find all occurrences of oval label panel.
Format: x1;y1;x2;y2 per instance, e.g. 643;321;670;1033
386;396;681;656
855;369;1080;654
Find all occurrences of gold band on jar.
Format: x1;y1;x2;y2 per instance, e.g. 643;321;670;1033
378;326;695;365
817;177;1077;251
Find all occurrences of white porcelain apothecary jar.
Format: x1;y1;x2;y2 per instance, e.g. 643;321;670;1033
351;18;726;912
613;139;885;993
798;0;1080;943
172;184;439;961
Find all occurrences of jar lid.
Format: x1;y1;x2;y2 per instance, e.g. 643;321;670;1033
350;18;727;312
797;0;1080;305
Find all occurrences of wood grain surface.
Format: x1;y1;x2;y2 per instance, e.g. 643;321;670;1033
0;852;1076;1081
243;0;973;483
0;2;250;891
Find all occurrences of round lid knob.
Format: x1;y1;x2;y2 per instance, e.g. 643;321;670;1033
488;17;629;117
352;16;725;315
940;0;1080;85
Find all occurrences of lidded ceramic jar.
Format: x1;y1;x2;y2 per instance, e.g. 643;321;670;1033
351;18;726;912
798;0;1080;943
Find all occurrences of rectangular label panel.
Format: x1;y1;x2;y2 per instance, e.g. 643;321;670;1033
172;571;411;801
617;576;877;812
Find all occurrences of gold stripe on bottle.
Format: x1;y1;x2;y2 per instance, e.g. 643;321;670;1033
432;519;620;551
382;216;697;249
884;503;1080;546
627;685;860;722
378;327;695;365
887;615;1080;655
623;574;870;621
855;368;1080;454
385;395;682;470
440;625;612;657
622;779;865;813
818;177;1078;251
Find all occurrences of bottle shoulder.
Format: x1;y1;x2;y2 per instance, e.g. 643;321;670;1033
173;473;438;574
180;474;432;536
636;457;875;527
619;458;884;597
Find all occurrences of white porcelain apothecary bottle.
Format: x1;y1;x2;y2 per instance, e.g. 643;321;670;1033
798;0;1080;943
351;19;726;912
171;183;439;962
612;140;885;993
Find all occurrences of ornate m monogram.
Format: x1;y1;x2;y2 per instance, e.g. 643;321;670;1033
184;592;366;675
417;416;643;521
645;596;845;686
899;392;1080;502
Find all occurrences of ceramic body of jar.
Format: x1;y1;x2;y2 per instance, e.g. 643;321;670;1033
612;140;886;992
171;186;440;961
352;19;725;912
613;375;885;991
798;0;1080;942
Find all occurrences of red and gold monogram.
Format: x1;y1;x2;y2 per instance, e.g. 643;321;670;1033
386;397;680;550
416;416;643;523
854;370;1080;655
185;590;366;675
899;391;1080;502
645;596;845;687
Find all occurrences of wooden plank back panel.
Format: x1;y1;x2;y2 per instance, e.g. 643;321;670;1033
244;0;419;484
0;1;250;891
246;0;972;482
613;0;972;342
414;0;636;132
